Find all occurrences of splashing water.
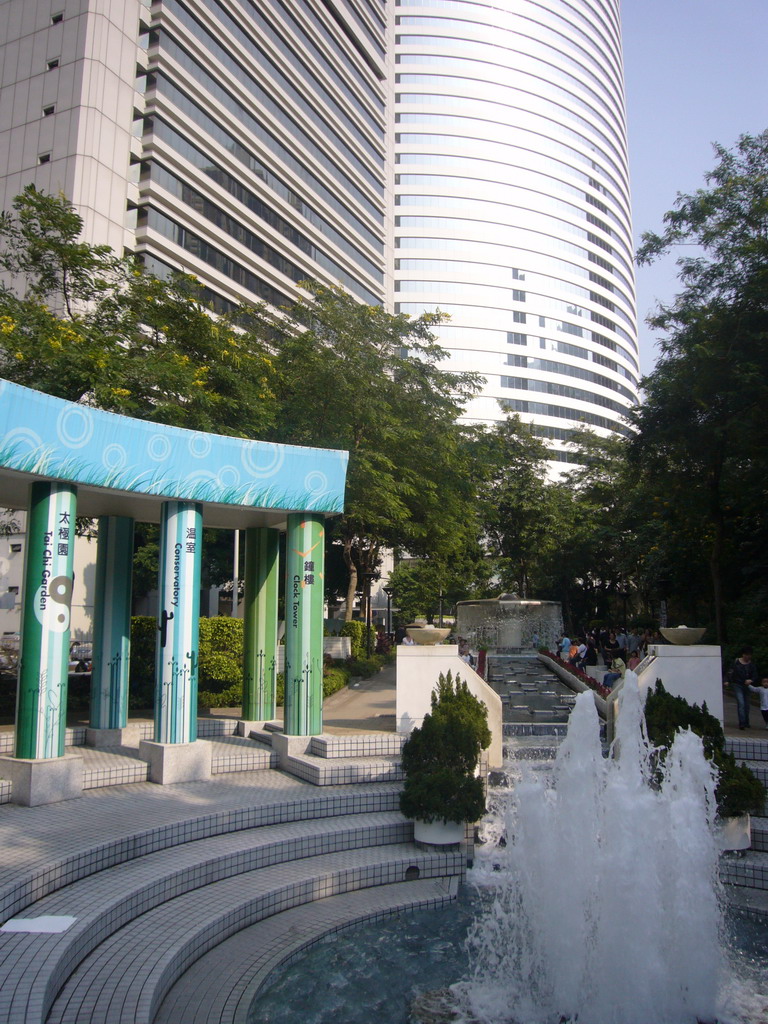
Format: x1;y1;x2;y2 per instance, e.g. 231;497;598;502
453;675;725;1024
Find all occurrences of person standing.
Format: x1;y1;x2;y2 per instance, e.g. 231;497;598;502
729;646;759;730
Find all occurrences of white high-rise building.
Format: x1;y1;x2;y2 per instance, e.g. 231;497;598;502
391;0;639;461
0;0;637;465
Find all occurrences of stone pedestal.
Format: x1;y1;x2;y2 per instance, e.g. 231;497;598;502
0;752;83;806
640;644;724;724
86;724;144;749
139;739;212;784
396;646;504;768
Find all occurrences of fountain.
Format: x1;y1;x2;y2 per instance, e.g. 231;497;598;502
252;674;766;1024
455;596;563;652
451;674;724;1024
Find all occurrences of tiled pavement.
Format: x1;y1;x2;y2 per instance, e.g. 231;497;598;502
0;666;463;1024
1;663;768;1022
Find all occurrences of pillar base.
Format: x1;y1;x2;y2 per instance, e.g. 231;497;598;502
86;724;144;749
138;739;212;785
0;752;83;806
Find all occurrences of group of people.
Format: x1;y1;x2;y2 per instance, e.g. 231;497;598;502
558;626;657;691
727;646;768;731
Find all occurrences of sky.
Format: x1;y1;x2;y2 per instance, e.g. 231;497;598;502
621;0;768;375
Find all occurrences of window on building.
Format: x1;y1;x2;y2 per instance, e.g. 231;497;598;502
43;104;55;116
47;58;59;70
38;153;51;164
512;289;526;302
513;311;526;324
10;544;22;553
51;12;63;24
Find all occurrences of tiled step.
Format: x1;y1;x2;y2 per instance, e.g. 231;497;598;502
308;733;404;758
750;817;768;852
282;752;403;786
720;849;768;890
45;844;464;1024
725;736;768;762
740;760;768;787
68;736;278;791
246;729;407;786
0;785;402;923
0;812;414;1024
154;876;459;1024
210;735;278;774
80;747;149;788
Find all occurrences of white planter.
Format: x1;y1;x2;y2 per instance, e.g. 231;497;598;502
717;813;751;852
413;818;465;845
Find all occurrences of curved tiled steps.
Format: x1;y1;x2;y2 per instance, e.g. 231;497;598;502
0;811;411;1023
0;784;464;1024
45;845;462;1024
153;877;459;1024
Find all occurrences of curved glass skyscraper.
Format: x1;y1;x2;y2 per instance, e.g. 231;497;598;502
392;0;639;461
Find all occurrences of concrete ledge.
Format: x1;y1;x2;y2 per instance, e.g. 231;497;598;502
139;739;212;784
269;732;312;770
86;724;145;748
0;751;83;806
236;720;268;739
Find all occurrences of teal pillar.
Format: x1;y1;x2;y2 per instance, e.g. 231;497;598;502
90;516;134;730
284;514;325;735
15;481;77;759
154;501;203;744
242;527;280;721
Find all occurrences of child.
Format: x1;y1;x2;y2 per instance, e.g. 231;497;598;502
748;678;768;728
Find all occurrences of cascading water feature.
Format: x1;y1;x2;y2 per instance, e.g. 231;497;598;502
451;674;724;1023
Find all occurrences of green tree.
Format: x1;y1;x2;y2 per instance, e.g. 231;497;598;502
0;186;278;436
270;284;482;617
633;132;768;641
387;543;493;625
475;415;564;599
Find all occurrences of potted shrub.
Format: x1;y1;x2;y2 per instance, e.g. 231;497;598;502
399;671;490;845
644;680;765;850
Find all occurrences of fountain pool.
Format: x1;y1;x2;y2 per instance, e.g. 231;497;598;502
250;682;768;1024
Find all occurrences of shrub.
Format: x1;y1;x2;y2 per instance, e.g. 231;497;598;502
323;666;350;698
399;671;489;825
129;616;157;709
340;620;365;658
198;617;243;692
645;680;766;818
198;683;242;709
347;655;384;678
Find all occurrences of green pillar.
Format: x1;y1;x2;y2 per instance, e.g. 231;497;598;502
90;516;134;730
284;514;325;735
242;527;280;721
154;500;203;744
15;481;77;759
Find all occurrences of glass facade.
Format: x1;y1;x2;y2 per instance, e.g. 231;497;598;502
136;0;387;310
393;0;639;457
